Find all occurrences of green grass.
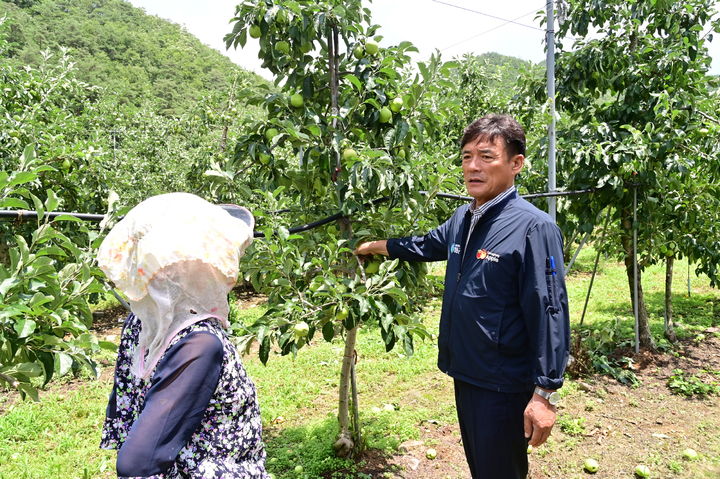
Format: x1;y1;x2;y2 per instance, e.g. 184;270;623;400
1;250;719;478
0;379;116;479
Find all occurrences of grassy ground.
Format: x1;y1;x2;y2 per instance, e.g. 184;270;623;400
1;248;719;478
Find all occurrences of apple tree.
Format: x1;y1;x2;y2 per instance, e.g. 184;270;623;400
221;0;458;456
0;146;112;400
521;0;720;349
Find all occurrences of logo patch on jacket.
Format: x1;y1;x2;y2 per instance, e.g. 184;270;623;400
450;243;461;255
476;249;500;262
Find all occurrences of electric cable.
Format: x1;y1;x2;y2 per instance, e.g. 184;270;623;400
440;6;542;52
431;0;544;32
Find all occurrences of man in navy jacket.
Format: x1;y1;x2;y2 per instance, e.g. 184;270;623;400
354;114;570;479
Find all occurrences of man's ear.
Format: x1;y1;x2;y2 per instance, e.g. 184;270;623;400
511;154;525;175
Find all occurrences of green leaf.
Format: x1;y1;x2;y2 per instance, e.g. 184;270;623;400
0;197;30;209
259;335;270;365
55;352;73;377
45;189;60;212
8;171;37;189
18;383;39;401
15;362;44;378
53;214;85;223
403;334;414;356
18;144;37;171
31;193;45;222
37;351;55;386
0;277;20;298
98;341;118;352
344;74;362;91
14;319;37;338
322;321;334;342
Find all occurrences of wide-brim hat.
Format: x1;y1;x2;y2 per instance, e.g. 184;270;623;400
97;193;254;302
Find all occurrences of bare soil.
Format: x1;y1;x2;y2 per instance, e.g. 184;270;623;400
357;332;720;479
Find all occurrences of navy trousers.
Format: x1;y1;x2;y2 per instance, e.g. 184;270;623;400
454;379;533;479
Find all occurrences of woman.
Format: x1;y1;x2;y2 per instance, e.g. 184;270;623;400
97;192;268;479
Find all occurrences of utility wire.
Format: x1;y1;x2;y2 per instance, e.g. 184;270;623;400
441;7;542;52
432;0;544;32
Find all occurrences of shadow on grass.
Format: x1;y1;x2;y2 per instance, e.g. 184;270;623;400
263;414;406;478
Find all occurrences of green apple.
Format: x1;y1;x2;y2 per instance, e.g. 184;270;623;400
364;260;380;274
265;128;279;142
293;321;310;338
290;93;304;108
583;458;599;474
396;148;407;159
682;448;699;460
300;42;312;53
268;457;278;464
275;41;290;54
353;45;365;59
378;107;392;124
365;39;379;55
61;159;71;170
526;444;533;454
293;465;303;474
425;448;437;460
634;465;650;478
336;306;349;321
390;96;404;113
249;24;262;39
342;148;358;161
258;152;271;165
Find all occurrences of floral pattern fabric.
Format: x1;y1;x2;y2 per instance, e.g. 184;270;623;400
101;314;268;479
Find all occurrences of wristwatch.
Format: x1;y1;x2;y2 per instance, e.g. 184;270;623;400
533;386;560;406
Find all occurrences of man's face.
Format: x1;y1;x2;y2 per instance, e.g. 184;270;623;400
461;135;524;206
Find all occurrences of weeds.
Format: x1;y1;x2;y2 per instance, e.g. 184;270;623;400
667;369;720;398
557;414;586;436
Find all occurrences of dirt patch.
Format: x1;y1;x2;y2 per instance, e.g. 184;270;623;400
356;334;720;479
359;424;470;478
91;304;128;334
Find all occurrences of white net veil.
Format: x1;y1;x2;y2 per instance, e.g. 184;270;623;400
129;259;236;378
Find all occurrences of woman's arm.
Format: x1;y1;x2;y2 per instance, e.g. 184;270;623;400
116;331;223;478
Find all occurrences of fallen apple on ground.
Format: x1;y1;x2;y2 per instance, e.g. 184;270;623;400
583;458;599;473
634;464;650;478
682;448;698;460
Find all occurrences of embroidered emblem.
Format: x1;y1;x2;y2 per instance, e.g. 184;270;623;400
450;243;461;255
477;249;500;263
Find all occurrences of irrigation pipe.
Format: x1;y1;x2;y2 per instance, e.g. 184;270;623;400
0;187;600;238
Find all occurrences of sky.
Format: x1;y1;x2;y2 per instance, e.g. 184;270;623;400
127;0;720;79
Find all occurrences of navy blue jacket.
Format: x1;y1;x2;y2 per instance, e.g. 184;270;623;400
387;190;569;393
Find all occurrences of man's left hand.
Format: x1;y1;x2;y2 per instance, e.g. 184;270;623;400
523;393;557;447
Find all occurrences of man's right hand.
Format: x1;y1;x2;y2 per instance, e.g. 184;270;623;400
353;240;389;257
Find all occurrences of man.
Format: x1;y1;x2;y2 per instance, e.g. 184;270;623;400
354;114;569;479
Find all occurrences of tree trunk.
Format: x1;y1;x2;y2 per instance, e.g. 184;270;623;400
664;256;677;342
333;325;358;457
621;208;654;350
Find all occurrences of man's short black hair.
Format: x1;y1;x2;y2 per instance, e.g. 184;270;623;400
460;114;526;158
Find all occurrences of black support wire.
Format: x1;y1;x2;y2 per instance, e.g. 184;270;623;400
0;187;600;238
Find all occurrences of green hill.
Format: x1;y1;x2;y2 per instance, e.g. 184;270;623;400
0;0;266;115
